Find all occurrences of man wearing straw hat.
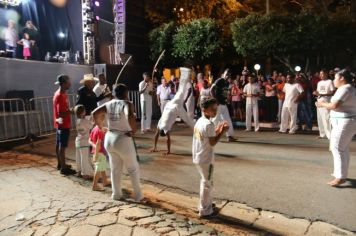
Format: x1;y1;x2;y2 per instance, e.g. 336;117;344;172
77;74;110;117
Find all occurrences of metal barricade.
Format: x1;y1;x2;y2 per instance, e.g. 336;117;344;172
129;90;141;119
28;94;77;137
0;98;28;142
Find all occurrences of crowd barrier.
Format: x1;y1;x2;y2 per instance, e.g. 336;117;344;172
0;91;143;143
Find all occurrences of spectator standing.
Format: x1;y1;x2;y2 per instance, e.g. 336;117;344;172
243;76;260;132
139;72;154;133
93;74;112;106
276;75;286;123
264;78;278;122
4;20;18;58
230;79;243;120
156;78;171;113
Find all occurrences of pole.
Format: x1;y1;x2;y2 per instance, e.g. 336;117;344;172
266;0;270;14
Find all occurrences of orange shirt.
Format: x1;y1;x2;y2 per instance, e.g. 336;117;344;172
276;82;285;100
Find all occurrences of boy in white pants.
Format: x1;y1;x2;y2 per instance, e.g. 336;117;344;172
279;74;304;134
313;69;335;139
151;67;195;155
193;98;228;218
243;76;260;132
74;105;94;179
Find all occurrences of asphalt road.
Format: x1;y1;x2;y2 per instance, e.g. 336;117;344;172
15;124;356;232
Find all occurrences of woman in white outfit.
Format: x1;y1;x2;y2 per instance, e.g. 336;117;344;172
92;84;143;201
316;69;356;187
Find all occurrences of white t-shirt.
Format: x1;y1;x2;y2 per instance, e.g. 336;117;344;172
192;115;216;164
317;79;335;102
5;28;17;47
105;99;132;132
157;101;179;133
243;83;260;105
139;81;153;101
283;83;304;108
21;39;31;48
156;84;171;100
93;83;111;106
75;118;92;147
330;84;356;118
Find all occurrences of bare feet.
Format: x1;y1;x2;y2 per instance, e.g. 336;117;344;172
150;148;158;153
103;179;111;187
82;175;93;180
327;178;346;187
92;185;105;191
164;151;171;156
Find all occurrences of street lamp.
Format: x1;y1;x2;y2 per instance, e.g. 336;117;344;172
254;64;261;76
295;66;301;72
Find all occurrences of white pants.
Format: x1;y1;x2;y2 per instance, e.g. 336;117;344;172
212;105;234;137
196;163;214;216
186;98;195;121
104;132;143;201
246;103;259;131
280;105;298;133
317;107;331;139
277;99;284;123
160;100;169;114
330;118;356;179
75;147;94;176
141;99;152;131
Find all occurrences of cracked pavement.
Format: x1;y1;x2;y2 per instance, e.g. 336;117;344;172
0;151;263;236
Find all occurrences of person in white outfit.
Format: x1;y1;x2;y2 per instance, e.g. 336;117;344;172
313;69;335;139
243;76;260;132
74;105;94;178
316;69;356;187
279;74;304;134
210;69;237;142
156;78;171;113
139;72;154;133
92;84;144;202
4;20;18;58
184;79;195;121
93;74;112;106
193;98;228;218
151;67;195;155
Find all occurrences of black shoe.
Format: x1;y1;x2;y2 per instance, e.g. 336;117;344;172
57;163;72;171
60;168;77;176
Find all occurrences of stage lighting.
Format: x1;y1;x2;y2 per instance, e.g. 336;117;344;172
58;32;65;38
96;16;100;21
94;1;99;7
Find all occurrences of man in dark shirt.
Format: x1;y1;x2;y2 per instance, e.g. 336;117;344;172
210;69;237;142
76;74;108;116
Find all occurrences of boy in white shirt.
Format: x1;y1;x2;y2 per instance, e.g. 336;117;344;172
279;74;304;134
243;76;260;132
313;69;335;139
193;98;228;218
139;72;154;133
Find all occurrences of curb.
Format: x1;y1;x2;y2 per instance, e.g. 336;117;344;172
120;180;355;236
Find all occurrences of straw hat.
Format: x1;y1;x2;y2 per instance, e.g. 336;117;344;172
80;74;99;84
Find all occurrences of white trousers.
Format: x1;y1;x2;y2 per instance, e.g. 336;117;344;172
160;100;169;114
277;99;284;123
104;132;143;201
317;107;331;139
246;103;259;131
212;105;234;137
186;98;195;121
279;105;298;133
330;118;356;179
75;147;94;176
141;99;152;131
195;163;214;216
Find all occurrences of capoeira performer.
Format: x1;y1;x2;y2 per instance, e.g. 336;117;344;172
210;69;237;142
92;84;144;202
243;76;261;132
316;69;356;187
313;69;335;139
139;72;154;134
151;67;195;155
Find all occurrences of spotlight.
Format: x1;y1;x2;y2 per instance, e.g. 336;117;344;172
58;32;65;38
295;66;301;72
254;64;261;71
94;1;99;7
96;16;100;21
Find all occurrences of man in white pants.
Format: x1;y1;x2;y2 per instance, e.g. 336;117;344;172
313;69;335;139
92;84;144;202
210;69;237;142
243;76;260;132
184;79;195;121
156;78;171;113
139;72;154;133
151;68;195;155
279;74;304;134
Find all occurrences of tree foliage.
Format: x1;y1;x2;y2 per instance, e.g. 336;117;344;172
172;18;221;65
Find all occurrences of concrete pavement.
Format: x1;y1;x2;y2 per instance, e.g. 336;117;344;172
12;124;356;233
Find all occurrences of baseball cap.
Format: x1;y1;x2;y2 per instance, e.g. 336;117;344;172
55;74;70;85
